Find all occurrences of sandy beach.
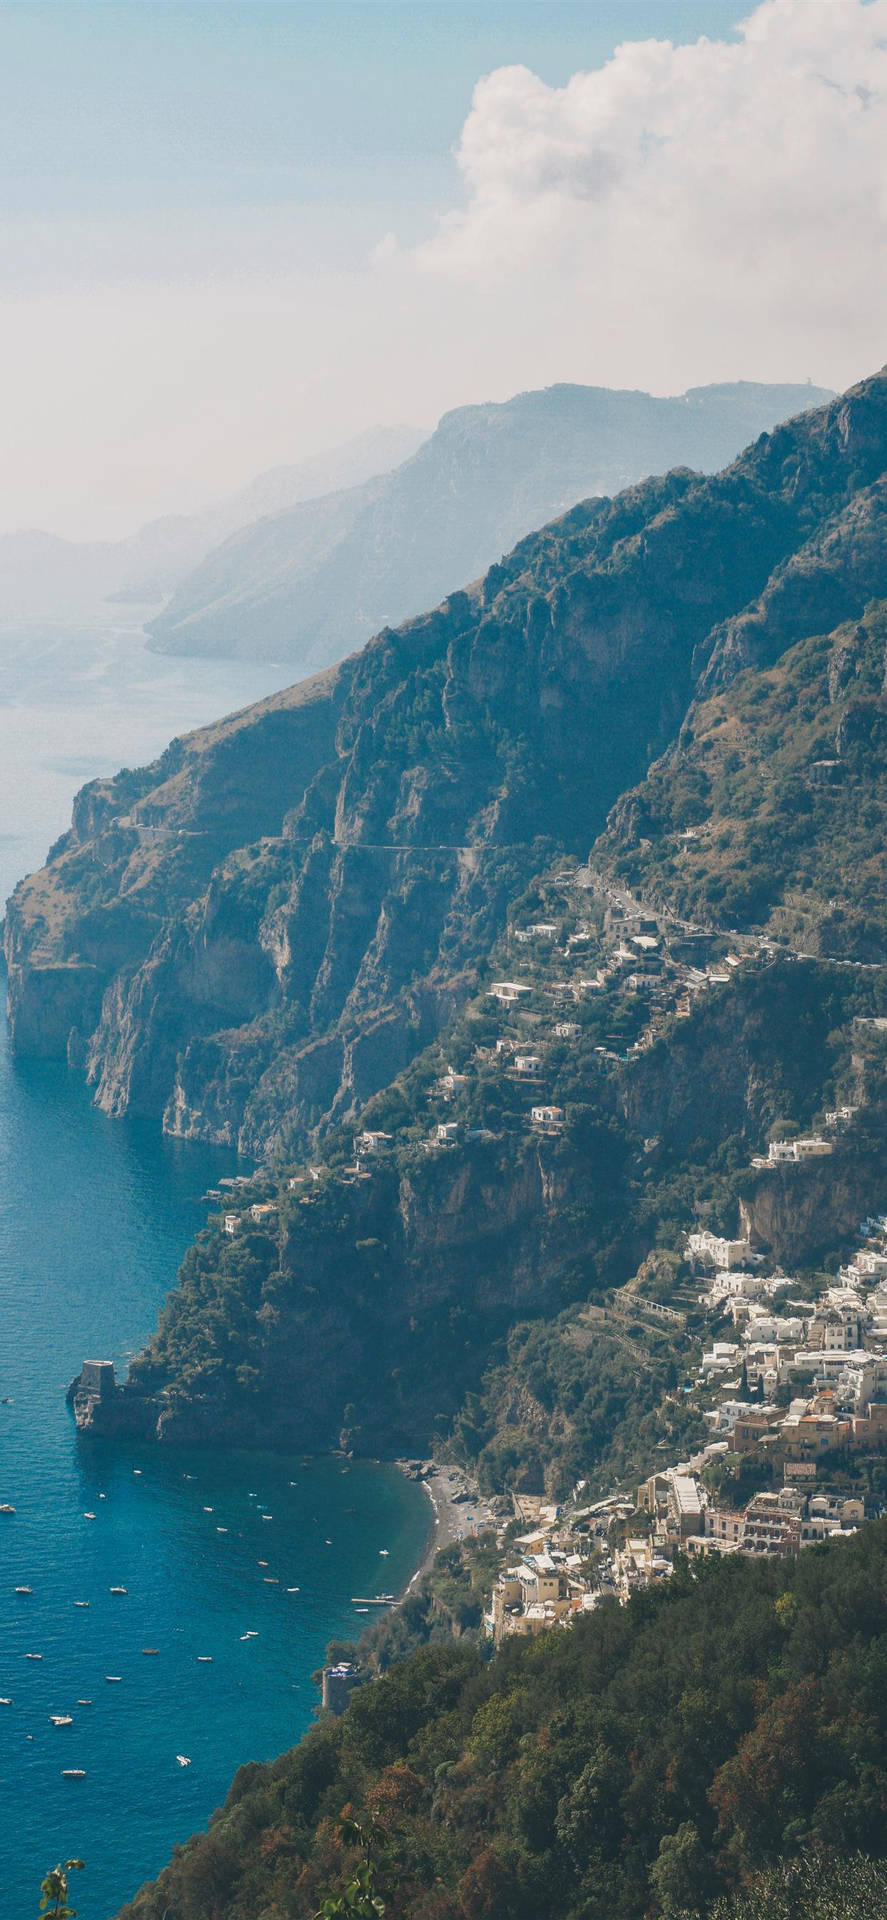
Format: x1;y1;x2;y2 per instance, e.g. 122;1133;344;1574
398;1460;501;1591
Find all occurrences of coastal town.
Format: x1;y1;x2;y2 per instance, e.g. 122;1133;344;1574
443;1204;887;1645
207;862;887;1665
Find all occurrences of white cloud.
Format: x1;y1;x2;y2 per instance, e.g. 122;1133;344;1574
413;0;887;389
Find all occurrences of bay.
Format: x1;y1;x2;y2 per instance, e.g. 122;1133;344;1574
0;616;431;1917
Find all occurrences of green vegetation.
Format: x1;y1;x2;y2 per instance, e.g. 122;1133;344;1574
595;602;887;959
118;1524;887;1920
39;1861;84;1920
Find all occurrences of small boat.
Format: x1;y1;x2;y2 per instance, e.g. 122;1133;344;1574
176;1755;190;1767
50;1715;73;1726
77;1699;92;1705
0;1697;12;1705
216;1526;228;1534
0;1503;15;1514
25;1653;42;1660
203;1506;214;1513
324;1538;332;1546
286;1587;300;1594
261;1514;273;1521
257;1560;268;1567
84;1512;96;1520
379;1548;389;1557
197;1655;213;1663
142;1649;159;1656
74;1600;90;1608
109;1586;127;1595
15;1586;32;1594
62;1769;86;1779
133;1468;141;1475
354;1606;369;1614
263;1577;279;1584
105;1675;122;1683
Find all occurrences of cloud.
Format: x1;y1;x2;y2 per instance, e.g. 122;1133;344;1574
412;0;887;387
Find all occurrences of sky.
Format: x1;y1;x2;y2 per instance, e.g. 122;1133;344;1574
2;0;885;540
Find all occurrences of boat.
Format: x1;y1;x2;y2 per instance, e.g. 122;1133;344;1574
109;1586;127;1595
50;1714;73;1726
77;1699;92;1705
25;1653;42;1660
379;1548;389;1556
263;1577;279;1584
262;1514;273;1521
0;1503;15;1513
285;1586;300;1593
74;1600;90;1607
0;1697;12;1704
257;1559;268;1566
197;1655;213;1662
83;1512;96;1520
216;1526;228;1533
353;1606;369;1614
105;1675;122;1683
142;1649;159;1656
176;1755;190;1767
61;1770;86;1779
203;1506;213;1512
15;1585;32;1594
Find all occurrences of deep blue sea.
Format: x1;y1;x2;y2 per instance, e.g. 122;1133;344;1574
0;1002;431;1917
0;618;431;1915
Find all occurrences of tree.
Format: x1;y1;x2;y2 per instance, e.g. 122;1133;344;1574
39;1862;84;1920
313;1817;390;1920
649;1823;713;1917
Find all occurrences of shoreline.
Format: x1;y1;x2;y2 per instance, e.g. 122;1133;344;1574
395;1459;500;1594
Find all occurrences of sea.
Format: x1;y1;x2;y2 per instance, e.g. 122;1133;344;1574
0;613;432;1917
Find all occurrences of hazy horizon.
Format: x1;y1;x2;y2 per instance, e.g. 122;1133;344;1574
2;0;884;542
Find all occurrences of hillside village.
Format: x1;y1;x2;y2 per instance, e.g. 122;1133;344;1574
480;1207;887;1643
206;861;887;1654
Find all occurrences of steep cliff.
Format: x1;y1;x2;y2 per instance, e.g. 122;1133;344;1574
7;371;887;1166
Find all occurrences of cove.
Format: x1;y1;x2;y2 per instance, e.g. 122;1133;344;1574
0;997;431;1918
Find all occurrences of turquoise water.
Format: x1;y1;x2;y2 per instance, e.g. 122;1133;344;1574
0;1004;431;1917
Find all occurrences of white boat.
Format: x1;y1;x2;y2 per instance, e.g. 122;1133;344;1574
109;1586;127;1595
15;1585;32;1594
0;1503;16;1514
61;1769;86;1779
286;1587;300;1593
25;1653;42;1660
50;1714;73;1726
77;1699;92;1705
73;1601;90;1608
197;1655;213;1662
0;1697;12;1704
176;1755;190;1767
105;1675;122;1683
84;1512;96;1520
216;1526;228;1533
142;1649;159;1656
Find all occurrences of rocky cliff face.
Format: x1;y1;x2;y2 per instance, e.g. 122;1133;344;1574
7;372;887;1164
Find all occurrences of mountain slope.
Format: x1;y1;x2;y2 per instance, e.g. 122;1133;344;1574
0;425;427;620
117;1524;887;1920
146;381;832;666
5;373;885;1171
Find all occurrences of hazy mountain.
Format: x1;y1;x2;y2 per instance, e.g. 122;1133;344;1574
0;424;427;621
146;379;833;666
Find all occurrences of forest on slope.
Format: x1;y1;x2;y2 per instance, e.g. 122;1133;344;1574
117;1523;887;1920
